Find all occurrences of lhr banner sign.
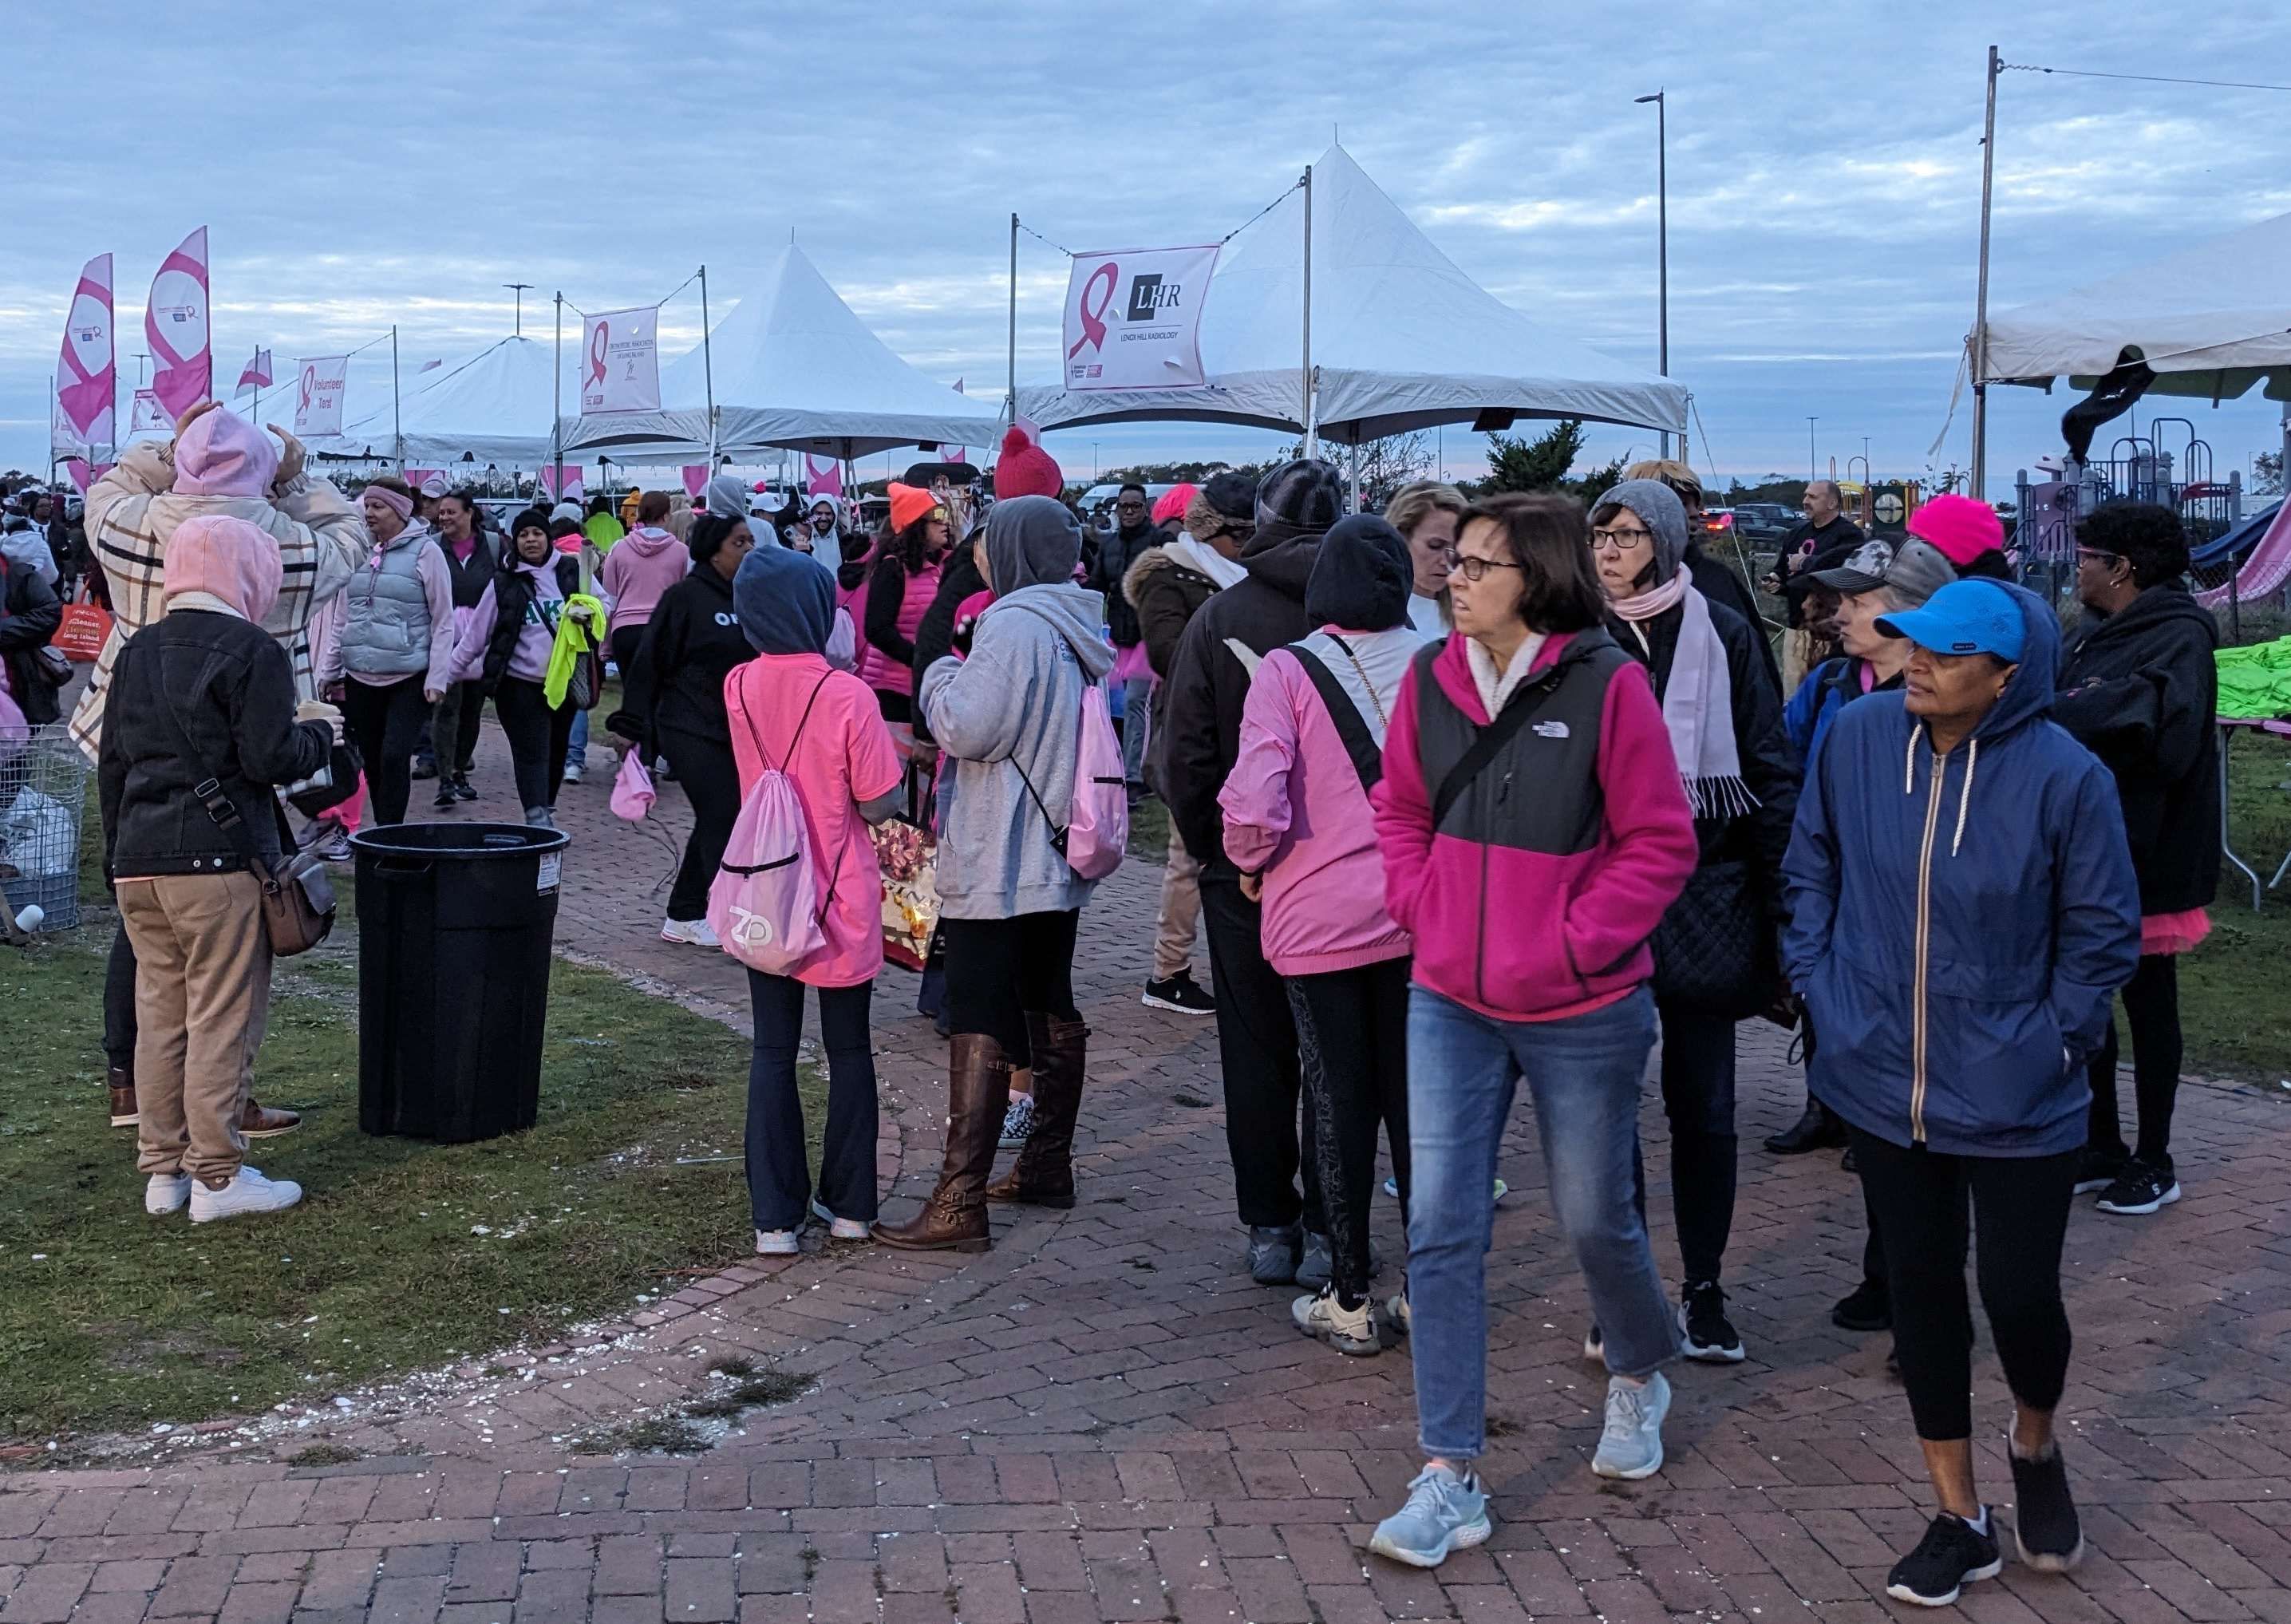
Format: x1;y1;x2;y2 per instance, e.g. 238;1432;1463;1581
1061;243;1218;391
580;306;661;414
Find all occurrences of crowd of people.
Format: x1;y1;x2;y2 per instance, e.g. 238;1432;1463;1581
10;397;2232;1611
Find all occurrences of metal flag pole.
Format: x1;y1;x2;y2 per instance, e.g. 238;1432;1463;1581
1636;90;1669;459
1301;165;1316;459
551;292;564;504
391;325;403;472
1007;213;1019;428
1970;44;2000;500
700;265;717;468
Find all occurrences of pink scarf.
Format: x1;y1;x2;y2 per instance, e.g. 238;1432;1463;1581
1607;571;1751;819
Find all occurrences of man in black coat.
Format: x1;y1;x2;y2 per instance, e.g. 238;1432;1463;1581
2054;500;2219;1217
1161;460;1343;1287
1764;480;1864;691
0;548;65;725
1087;484;1160;790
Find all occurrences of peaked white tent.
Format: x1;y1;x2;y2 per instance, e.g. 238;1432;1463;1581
1985;211;2291;401
322;335;583;465
1016;144;1687;445
561;245;1002;463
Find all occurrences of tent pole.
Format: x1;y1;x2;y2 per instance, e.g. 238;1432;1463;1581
1349;430;1361;513
391;325;403;472
1007;213;1018;428
1301;165;1316;460
551;292;563;505
700;264;717;468
1970;44;1998;501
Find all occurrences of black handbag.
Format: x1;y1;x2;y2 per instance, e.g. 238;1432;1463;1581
1648;859;1776;1020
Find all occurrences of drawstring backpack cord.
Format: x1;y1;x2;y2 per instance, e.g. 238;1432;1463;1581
1951;737;1978;857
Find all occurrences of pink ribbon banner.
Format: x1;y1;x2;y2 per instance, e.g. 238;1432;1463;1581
579;305;660;415
1061;243;1218;392
144;227;211;422
55;252;116;449
804;455;843;500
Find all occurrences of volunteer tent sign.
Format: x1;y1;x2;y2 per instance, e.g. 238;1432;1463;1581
1061;244;1218;391
293;356;349;437
581;306;661;414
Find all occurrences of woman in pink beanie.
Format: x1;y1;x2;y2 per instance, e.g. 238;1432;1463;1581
1907;494;2013;580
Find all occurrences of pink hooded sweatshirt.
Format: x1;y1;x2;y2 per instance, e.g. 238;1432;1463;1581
1372;630;1697;1023
173;410;280;499
597;525;688;634
162;513;283;622
1219;641;1410;976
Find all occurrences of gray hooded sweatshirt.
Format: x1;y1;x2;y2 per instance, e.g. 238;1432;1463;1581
918;496;1117;919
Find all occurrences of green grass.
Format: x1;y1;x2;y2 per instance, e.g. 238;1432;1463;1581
1128;794;1171;861
0;856;825;1442
2176;731;2291;1084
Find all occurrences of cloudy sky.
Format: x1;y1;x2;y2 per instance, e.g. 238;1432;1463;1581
3;0;2287;495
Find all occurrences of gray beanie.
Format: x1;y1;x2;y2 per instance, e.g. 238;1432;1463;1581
985;495;1082;595
1590;478;1689;584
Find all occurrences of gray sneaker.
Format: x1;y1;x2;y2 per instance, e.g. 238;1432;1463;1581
1294;1232;1381;1293
1590;1369;1671;1480
1369;1464;1491;1568
1291;1289;1380;1357
997;1093;1038;1152
1246;1223;1302;1285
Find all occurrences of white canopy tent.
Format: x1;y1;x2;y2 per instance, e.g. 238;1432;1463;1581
319;335;582;466
1015;144;1688;446
1985;211;2291;401
559;245;1002;464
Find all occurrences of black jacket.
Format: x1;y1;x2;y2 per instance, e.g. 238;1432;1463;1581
1162;531;1320;871
97;609;332;879
909;543;988;745
480;554;581;694
437;531;500;610
1685;540;1780;695
1605;593;1801;917
607;563;748;753
2056;582;2221;913
0;553;64;725
1088;520;1157;648
1773;514;1865;626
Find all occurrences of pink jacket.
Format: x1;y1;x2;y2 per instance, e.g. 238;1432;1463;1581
1220;646;1409;975
597;526;688;634
1372;631;1697;1023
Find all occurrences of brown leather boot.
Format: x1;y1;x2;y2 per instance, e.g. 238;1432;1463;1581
989;1013;1088;1209
109;1065;138;1128
239;1097;302;1138
872;1033;1009;1252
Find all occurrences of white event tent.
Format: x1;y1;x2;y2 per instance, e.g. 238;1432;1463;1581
1015;144;1688;447
560;245;1002;464
1985;210;2291;401
322;335;583;466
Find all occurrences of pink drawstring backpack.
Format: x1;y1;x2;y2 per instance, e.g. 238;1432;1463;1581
707;674;833;975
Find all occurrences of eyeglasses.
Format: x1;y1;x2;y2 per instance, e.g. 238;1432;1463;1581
2074;547;2123;567
1441;548;1523;583
1590;526;1653;554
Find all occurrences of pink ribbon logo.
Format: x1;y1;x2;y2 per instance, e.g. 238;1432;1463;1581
1068;262;1118;359
588;322;610;388
299;366;315;416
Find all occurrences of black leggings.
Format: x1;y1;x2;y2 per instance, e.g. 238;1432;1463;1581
1633;1000;1738;1289
1199;872;1317;1232
1289;958;1409;1307
1849;1126;2079;1440
492;678;576;815
942;910;1080;1061
657;726;741;923
340;675;430;826
2088;953;2183;1164
105;921;138;1070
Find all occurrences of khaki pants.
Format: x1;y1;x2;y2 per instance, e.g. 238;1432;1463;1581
119;872;273;1184
1153;822;1203;981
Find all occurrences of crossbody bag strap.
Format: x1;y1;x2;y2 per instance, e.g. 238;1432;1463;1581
1287;643;1384;793
1430;662;1572;831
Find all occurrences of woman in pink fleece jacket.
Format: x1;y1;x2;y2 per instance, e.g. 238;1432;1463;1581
1220;516;1420;1359
597;491;689;670
1364;493;1698;1568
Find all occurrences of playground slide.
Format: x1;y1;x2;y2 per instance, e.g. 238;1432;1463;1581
2197;500;2291;607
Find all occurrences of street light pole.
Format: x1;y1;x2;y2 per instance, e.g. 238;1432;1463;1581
1635;92;1669;458
1971;44;2000;500
1807;417;1818;484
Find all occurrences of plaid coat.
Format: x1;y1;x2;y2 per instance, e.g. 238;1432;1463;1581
69;440;366;762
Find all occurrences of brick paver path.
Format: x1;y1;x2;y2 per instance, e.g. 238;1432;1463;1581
6;727;2291;1622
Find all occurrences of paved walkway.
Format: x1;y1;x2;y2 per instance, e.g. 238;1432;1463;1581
6;729;2291;1622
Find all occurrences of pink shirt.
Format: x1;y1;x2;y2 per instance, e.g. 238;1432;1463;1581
725;654;904;987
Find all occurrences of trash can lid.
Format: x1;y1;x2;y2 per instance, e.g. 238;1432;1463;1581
347;822;571;859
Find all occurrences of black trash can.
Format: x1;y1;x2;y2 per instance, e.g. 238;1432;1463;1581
350;822;571;1143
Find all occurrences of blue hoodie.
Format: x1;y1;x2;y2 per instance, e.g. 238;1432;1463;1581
1781;582;2140;1157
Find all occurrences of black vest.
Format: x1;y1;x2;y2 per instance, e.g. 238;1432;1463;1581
1412;630;1629;855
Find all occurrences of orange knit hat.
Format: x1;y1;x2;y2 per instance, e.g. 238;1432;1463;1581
887;482;941;532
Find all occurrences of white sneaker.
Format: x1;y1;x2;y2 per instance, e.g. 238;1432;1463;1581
145;1172;191;1214
755;1228;800;1255
809;1200;869;1240
563;760;584;784
1292;1288;1381;1357
660;917;721;947
188;1166;302;1223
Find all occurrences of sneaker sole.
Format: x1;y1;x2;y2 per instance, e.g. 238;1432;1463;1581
1590;1443;1665;1480
2016;1531;2085;1574
1140;993;1216;1015
1293;1314;1381;1358
1886;1558;2001;1606
111;1113;140;1127
1369;1514;1491;1568
2096;1184;2180;1215
1682;1339;1747;1363
241;1122;300;1140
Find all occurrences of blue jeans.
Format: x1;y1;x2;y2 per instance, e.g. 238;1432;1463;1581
745;972;879;1231
567;708;589;766
1121;673;1151;786
1406;984;1677;1460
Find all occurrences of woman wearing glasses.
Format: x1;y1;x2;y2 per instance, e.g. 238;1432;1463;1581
1367;493;1697;1566
1588;479;1800;1365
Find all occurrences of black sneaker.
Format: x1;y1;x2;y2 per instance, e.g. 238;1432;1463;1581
1142;970;1217;1015
1886;1511;2001;1606
434;784;458;809
1678;1280;1746;1362
452;776;478;801
1831;1278;1891;1332
2072;1144;2131;1195
1765;1098;1848;1155
2007;1444;2084;1573
2095;1156;2180;1215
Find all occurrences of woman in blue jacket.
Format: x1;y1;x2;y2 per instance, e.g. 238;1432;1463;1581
1783;579;2139;1608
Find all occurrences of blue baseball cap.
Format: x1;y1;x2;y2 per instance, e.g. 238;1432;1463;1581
1874;578;2027;662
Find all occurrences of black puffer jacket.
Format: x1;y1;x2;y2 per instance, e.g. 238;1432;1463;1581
1088;519;1157;648
0;552;63;725
2056;581;2220;913
1160;532;1319;873
607;563;749;753
480;553;582;694
97;609;331;879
